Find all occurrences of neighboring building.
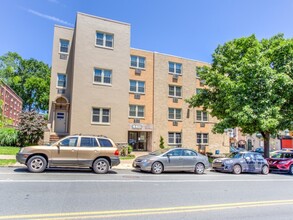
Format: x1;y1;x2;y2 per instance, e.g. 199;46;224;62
0;82;23;126
48;12;230;154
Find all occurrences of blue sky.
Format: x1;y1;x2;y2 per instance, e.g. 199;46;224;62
1;0;293;65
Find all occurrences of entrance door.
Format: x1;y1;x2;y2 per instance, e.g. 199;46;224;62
55;112;66;133
128;132;147;151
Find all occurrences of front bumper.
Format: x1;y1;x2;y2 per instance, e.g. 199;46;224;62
212;163;233;172
269;165;289;172
110;157;120;167
16;153;31;164
132;161;152;172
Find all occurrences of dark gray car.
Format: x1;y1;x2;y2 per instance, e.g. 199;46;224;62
212;151;269;175
133;148;209;174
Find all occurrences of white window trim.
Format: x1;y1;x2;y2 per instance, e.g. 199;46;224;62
129;105;145;118
130;55;146;69
168;108;182;121
129;80;145;94
95;31;114;49
59;39;70;54
168;132;182;145
168;85;182;98
169;62;183;75
196;110;209;122
56;73;67;89
93;68;112;85
91;107;111;125
197;133;209;145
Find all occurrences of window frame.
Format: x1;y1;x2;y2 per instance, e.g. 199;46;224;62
168;85;182;98
129;105;145;118
93;68;112;85
91;107;111;125
80;137;98;147
129;80;145;94
169;62;182;75
168;132;182;146
168;108;182;121
56;73;67;89
130;55;146;69
59;39;69;54
196;133;209;145
196;110;208;122
95;31;114;49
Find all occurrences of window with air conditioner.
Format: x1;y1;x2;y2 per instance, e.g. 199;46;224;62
130;55;145;69
197;133;209;145
168;108;182;120
59;39;69;54
129;105;144;118
130;80;145;94
169;62;182;75
196;110;208;122
169;85;182;98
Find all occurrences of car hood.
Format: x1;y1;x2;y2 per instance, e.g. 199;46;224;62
135;154;156;161
213;158;231;163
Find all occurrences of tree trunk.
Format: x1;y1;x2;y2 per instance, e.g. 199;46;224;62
261;132;270;158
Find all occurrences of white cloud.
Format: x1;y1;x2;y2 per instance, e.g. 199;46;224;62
27;9;73;26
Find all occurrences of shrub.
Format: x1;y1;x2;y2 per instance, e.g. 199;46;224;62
120;147;127;156
159;136;165;149
0;128;18;146
127;145;133;154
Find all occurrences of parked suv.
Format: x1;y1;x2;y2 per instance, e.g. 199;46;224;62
16;135;120;174
267;150;293;174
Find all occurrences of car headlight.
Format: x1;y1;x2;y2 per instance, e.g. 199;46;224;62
141;159;149;163
213;159;221;163
224;160;233;164
279;161;290;164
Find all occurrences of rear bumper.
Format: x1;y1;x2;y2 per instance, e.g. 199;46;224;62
110;157;120;167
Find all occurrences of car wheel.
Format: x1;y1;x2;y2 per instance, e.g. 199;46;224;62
289;165;293;175
232;164;242;175
93;158;110;174
261;165;269;175
151;162;163;174
195;163;205;174
27;155;47;173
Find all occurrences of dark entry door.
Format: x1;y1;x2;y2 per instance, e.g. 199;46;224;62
128;132;147;151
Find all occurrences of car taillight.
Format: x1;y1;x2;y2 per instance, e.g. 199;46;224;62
114;150;119;156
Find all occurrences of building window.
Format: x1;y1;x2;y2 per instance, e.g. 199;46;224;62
168;132;182;146
130;55;145;68
60;39;69;53
129;105;144;118
130;80;145;93
96;32;114;48
197;133;208;145
94;68;112;85
169;62;182;74
168;108;182;120
57;73;66;88
169;85;182;97
196;110;208;121
92;108;110;124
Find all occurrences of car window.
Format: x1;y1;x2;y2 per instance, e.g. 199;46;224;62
98;138;113;147
283;153;293;159
80;137;98;147
255;154;263;160
167;149;183;156
182;150;197;156
244;153;255;159
59;137;78;147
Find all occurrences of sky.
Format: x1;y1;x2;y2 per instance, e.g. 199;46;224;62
1;0;293;66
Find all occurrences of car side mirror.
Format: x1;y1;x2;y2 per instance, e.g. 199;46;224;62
245;157;251;161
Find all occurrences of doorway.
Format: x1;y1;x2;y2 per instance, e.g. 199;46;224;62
55;111;66;133
128;131;149;151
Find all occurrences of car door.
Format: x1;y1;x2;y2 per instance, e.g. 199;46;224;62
50;136;79;166
77;137;99;167
181;149;198;171
254;153;265;172
163;149;184;171
243;153;257;172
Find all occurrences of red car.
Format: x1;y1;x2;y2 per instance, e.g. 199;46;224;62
267;151;293;174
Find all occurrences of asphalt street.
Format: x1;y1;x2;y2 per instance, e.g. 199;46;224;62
0;167;293;220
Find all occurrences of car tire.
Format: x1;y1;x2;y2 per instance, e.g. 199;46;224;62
232;164;242;175
92;158;110;174
151;162;163;174
261;165;269;175
27;155;47;173
289;165;293;175
195;163;205;174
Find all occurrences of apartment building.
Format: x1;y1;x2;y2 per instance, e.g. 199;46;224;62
48;12;230;154
0;82;23;126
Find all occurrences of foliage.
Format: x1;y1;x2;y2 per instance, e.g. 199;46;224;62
0;146;20;155
120;147;127;156
0;128;18;146
0;52;51;112
17;111;47;147
120;154;136;160
127;145;133;154
159;136;165;149
0;159;16;166
186;34;293;158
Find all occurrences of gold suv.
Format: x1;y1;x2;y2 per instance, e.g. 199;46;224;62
16;135;120;174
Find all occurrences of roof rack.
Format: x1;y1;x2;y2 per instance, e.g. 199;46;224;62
72;134;108;138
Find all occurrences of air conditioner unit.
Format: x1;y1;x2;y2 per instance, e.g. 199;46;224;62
173;74;178;79
135;69;141;75
173;121;178;126
173;97;178;103
134;94;141;99
60;54;68;60
134;118;140;123
200;122;205;127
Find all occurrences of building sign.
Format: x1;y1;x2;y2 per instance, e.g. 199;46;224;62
129;123;153;131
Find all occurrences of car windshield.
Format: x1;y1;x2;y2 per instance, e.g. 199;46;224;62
271;152;282;158
230;153;244;159
149;149;169;156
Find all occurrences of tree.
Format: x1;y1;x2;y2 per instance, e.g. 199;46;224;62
17;111;47;147
186;34;293;158
0;52;51;112
159;136;165;149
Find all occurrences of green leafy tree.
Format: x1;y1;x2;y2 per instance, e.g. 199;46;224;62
186;34;293;158
159;136;165;149
17;111;47;147
0;52;51;112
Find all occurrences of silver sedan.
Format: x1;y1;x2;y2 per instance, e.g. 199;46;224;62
132;148;209;174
